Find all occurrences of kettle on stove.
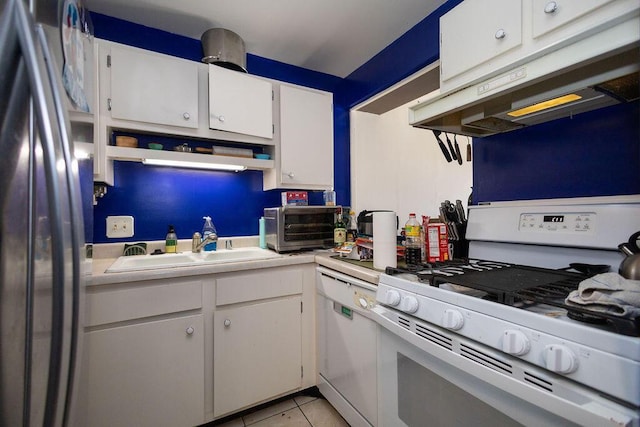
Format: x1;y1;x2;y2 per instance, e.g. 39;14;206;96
619;231;640;280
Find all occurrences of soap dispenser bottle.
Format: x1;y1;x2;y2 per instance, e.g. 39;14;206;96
202;216;217;251
165;225;177;253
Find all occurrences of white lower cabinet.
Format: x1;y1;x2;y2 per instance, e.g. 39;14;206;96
82;315;205;427
209;265;315;419
77;279;205;427
213;297;302;417
79;265;317;426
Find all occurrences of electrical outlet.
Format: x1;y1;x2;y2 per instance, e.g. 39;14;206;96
106;215;134;238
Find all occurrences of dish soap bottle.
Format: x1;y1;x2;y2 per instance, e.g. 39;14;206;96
202;216;217;251
165;225;177;253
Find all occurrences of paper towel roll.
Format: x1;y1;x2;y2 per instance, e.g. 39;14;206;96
373;211;397;270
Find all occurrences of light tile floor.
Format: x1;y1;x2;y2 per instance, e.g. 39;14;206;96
214;393;349;427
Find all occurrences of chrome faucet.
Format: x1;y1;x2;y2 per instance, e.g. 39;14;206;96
192;232;218;252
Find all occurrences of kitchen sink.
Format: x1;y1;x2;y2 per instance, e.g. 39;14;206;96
195;247;281;263
106;247;281;273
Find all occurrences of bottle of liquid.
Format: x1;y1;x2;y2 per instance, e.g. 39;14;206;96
202;216;217;251
333;207;346;247
346;210;357;243
404;213;422;266
165;225;177;253
258;216;267;249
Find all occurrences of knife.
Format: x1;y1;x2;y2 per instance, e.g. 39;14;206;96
445;133;457;162
455;199;466;223
453;135;463;165
432;130;453;163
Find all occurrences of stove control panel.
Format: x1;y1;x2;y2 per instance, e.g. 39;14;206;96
519;212;596;234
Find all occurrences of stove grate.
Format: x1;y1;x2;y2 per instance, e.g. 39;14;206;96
386;259;640;337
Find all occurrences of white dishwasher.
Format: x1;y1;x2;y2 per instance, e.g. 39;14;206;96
316;266;378;427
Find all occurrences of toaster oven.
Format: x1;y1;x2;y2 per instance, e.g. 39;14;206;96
264;206;339;252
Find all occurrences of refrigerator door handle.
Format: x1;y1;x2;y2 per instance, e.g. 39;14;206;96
13;1;84;425
35;23;86;427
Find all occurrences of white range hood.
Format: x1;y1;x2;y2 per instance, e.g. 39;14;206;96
409;13;640;137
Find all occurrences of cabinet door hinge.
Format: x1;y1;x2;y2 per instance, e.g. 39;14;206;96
107;54;111;68
107;98;112;111
272;124;275;135
272;90;274;101
300;301;303;313
301;365;304;378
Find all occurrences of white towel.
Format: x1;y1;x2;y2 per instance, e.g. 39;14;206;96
565;272;640;318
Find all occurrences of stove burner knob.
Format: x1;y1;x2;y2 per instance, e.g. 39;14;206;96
501;330;530;356
442;309;464;330
544;344;578;374
400;296;419;313
385;290;401;306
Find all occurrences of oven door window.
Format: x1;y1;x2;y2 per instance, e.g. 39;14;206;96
397;353;521;426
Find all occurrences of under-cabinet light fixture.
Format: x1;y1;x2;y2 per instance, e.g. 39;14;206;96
142;158;247;172
507;93;583;117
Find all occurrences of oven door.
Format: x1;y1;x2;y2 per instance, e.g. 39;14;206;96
374;306;639;427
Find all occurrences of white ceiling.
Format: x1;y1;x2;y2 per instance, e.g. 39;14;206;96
86;0;446;78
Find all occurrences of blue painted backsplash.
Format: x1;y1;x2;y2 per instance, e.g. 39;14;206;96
94;161;326;241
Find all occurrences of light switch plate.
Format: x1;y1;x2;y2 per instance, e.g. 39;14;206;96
106;215;134;238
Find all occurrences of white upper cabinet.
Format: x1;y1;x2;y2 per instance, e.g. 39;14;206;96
264;83;334;190
439;0;639;94
208;64;273;139
531;0;620;41
109;45;199;128
440;0;523;84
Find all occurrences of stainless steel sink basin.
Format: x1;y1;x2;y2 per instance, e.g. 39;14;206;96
106;247;281;273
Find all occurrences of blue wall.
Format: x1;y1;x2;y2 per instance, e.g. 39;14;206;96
473;101;640;203
91;0;639;243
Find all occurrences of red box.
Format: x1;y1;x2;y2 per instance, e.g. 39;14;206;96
281;191;308;206
426;223;449;262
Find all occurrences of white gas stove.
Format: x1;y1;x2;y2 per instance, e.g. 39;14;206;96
375;196;640;425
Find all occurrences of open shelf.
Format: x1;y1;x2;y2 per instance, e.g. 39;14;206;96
106;145;275;171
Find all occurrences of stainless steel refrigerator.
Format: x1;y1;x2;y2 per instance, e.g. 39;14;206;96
0;0;93;425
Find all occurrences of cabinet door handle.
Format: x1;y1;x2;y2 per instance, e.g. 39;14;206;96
494;29;506;40
544;1;558;14
224;319;231;327
186;326;195;335
285;172;295;179
183;112;190;120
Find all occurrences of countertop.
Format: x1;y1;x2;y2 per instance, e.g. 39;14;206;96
314;253;380;284
90;239;380;286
